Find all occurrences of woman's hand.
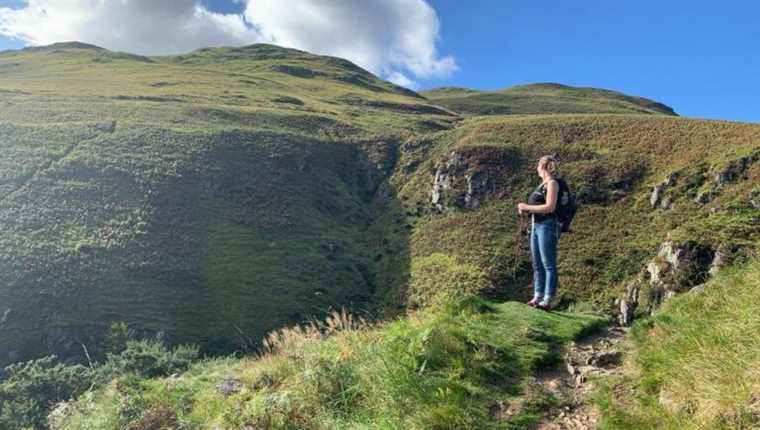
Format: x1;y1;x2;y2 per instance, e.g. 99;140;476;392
517;203;529;214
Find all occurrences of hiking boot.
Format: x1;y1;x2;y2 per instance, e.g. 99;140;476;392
527;297;541;307
537;302;552;312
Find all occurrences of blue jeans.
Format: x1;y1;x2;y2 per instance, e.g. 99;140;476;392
530;218;560;300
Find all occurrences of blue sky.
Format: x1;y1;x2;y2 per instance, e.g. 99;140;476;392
1;0;758;122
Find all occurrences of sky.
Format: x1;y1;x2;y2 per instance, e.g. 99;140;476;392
0;0;758;122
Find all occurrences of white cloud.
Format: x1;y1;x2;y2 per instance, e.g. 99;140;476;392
244;0;457;83
0;0;456;87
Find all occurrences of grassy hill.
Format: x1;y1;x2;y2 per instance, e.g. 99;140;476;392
422;83;678;116
1;42;759;429
0;42;456;366
381;114;760;311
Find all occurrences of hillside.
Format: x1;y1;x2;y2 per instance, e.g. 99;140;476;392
1;42;759;430
422;83;678;116
0;42;456;366
382;114;760;311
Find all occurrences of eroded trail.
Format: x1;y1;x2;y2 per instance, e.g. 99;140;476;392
536;325;628;430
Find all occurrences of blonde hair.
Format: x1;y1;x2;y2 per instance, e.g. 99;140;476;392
538;155;559;177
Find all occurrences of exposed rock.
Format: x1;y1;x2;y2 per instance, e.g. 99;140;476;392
650;185;663;208
464;171;488;209
695;153;759;205
431;152;467;211
689;284;706;294
663;172;678;187
618;280;640;326
530;326;626;429
431;168;451;210
714;153;758;188
651;173;678;209
659;196;673;210
619;240;715;324
708;251;726;277
216;377;244;397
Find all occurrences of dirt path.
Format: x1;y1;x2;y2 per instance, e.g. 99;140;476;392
535;325;628;430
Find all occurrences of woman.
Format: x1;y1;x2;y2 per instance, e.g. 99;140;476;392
517;155;561;311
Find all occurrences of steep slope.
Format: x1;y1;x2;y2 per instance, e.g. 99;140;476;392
422;83;677;116
378;114;760;312
0;42;455;365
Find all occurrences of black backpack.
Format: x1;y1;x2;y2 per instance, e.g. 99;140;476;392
555;178;577;233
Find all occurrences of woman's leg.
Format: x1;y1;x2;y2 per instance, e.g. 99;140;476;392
536;222;559;304
530;225;545;301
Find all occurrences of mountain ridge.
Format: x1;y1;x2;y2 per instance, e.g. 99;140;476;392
422;82;678;116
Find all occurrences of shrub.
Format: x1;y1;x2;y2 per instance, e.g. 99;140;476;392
100;339;200;379
0;355;93;430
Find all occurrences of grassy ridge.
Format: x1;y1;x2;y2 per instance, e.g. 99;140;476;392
422;83;677;116
597;260;760;429
57;299;606;429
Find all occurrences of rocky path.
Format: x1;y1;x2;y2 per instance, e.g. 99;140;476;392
535;325;628;430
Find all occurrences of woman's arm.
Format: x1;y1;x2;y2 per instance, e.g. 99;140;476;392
517;180;559;214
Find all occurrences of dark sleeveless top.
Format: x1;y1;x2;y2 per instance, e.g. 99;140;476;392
528;180;558;223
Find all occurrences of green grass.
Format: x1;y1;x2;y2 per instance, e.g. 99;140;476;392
384;114;760;310
596;260;760;430
1;41;758;388
0;43;440;364
422;83;677;116
58;298;606;430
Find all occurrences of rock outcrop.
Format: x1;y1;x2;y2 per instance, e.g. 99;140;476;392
650;172;678;209
430;151;494;211
694;152;759;205
617;240;716;325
